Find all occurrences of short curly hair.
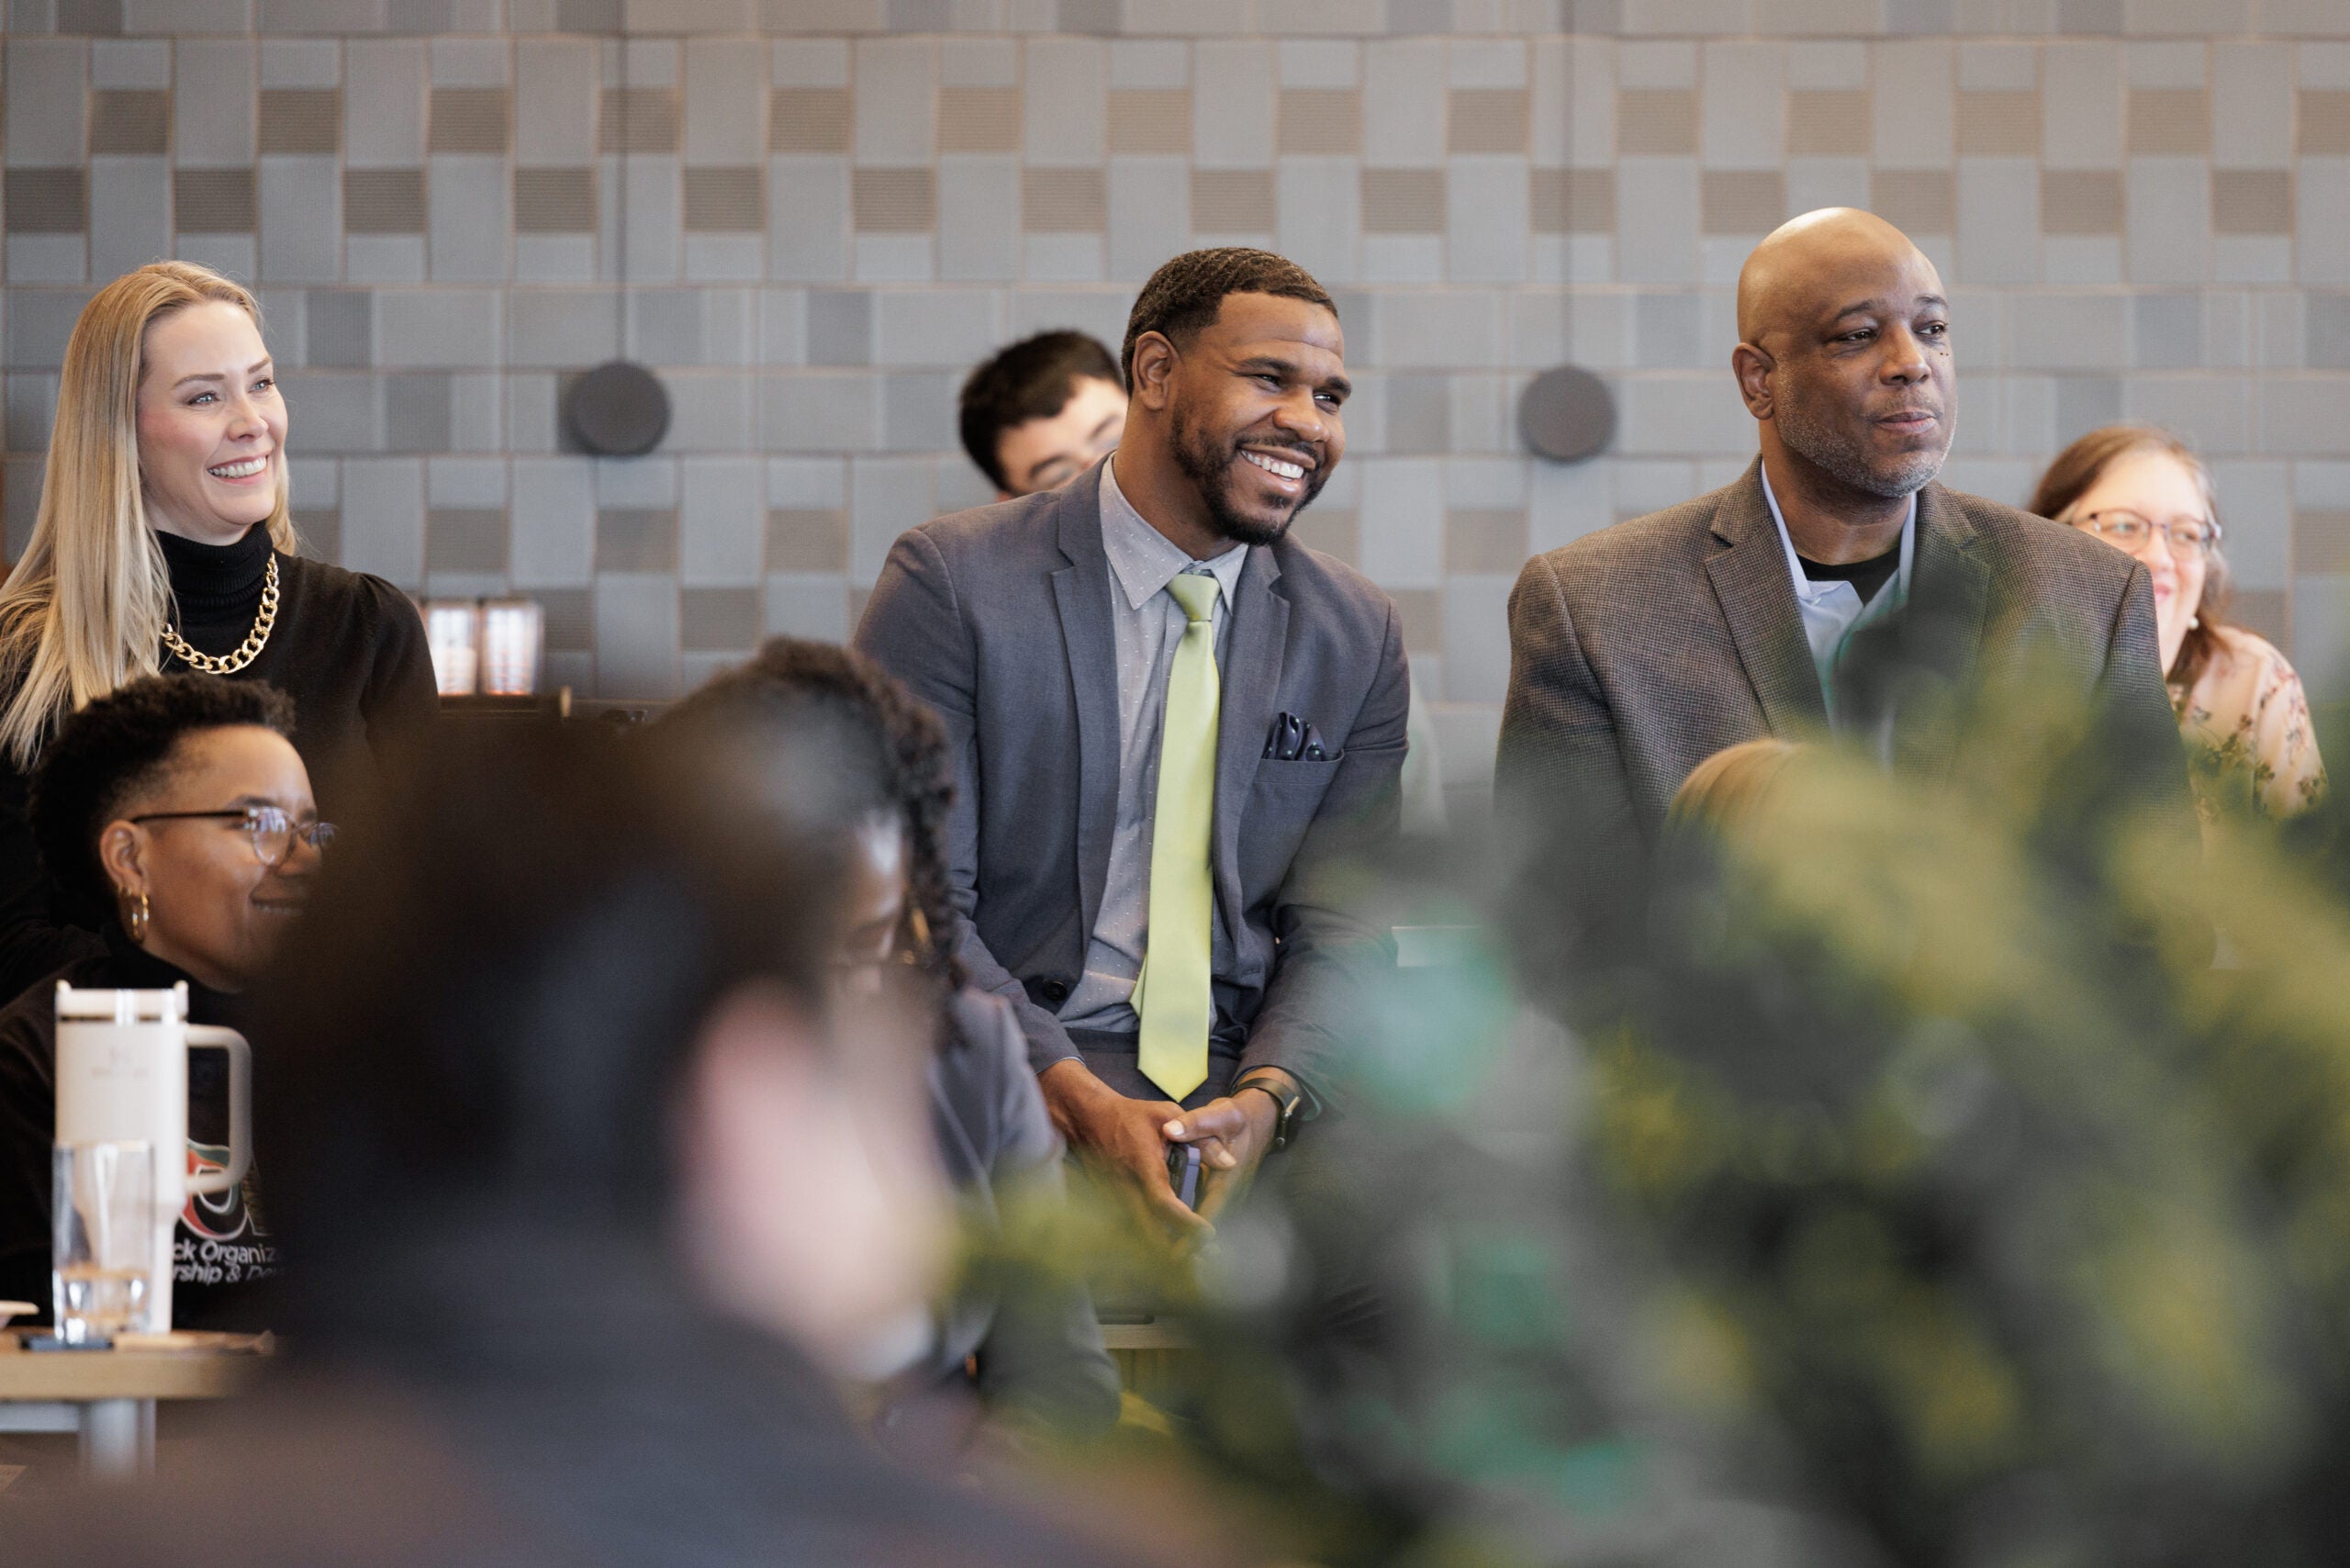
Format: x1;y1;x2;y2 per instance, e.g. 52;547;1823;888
662;638;962;992
1119;247;1337;387
30;673;297;926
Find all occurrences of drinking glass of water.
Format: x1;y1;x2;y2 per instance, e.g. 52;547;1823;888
52;1141;152;1346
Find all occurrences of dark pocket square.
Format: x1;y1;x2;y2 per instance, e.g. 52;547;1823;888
1262;713;1331;762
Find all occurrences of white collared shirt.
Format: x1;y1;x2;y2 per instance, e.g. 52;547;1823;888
1058;458;1248;1033
1760;462;1917;700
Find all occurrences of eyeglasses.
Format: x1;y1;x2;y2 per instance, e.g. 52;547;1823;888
2075;510;2223;560
129;805;335;867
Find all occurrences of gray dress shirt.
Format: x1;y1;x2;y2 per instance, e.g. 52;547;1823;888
1058;458;1248;1033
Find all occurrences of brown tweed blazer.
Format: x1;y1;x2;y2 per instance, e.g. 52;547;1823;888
1496;458;2189;846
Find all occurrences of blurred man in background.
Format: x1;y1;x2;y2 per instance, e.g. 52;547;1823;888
860;248;1408;1252
7;728;1138;1568
960;330;1129;500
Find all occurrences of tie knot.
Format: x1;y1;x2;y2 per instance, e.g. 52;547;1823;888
1167;573;1219;624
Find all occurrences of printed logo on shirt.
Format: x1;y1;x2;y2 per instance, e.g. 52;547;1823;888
173;1140;279;1288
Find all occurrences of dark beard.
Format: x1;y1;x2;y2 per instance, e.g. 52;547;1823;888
1170;403;1327;548
1775;391;1950;500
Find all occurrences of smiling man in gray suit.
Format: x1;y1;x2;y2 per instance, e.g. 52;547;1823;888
856;250;1407;1245
1499;208;2188;859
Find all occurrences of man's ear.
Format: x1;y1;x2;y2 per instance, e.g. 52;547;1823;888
1731;340;1776;420
96;820;148;904
1129;331;1179;412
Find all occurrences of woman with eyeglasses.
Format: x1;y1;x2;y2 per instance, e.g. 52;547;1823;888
0;262;433;1006
0;674;327;1326
2031;426;2324;820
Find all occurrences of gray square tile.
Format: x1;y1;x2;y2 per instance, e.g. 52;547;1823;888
386;372;453;451
6;40;89;163
90;158;170;278
768;159;848;282
807;289;871;364
515;167;597;233
258;158;341;282
1384;375;1451;454
280;371;381;452
346;169;426;234
295;510;341;564
938;154;1019;281
306;289;373;368
2054;376;2121;446
510;455;595;584
684;38;766;162
429;155;510;281
679;455;761;580
516;39;598;164
340;456;426;588
346;41;429;168
426;508;509;572
172;39;257;168
2133;292;2201;369
430;87;510;155
2309;297;2350;373
6;171;86;235
533;586;591;652
379;288;501;368
173;167;255;233
882;371;955;451
591;573;680;699
509;288;620;367
627;290;704;364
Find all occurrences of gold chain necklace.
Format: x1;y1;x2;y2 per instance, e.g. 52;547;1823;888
161;554;279;676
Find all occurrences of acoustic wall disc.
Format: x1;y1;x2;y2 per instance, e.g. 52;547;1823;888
1518;364;1617;464
564;360;672;456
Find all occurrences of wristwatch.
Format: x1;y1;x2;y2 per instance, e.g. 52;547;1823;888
1233;1071;1306;1152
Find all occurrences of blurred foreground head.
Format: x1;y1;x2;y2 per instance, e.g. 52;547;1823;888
255;723;948;1374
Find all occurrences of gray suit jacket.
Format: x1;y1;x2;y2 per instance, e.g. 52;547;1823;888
855;462;1410;1099
1497;459;2190;846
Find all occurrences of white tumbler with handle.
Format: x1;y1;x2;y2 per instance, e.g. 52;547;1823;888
53;983;251;1331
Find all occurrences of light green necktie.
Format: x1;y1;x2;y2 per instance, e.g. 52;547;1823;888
1135;571;1221;1103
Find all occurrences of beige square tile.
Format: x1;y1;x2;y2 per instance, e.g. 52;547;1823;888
1955;89;2040;157
1449;88;1528;155
173;168;256;234
1786;90;1869;156
2127;88;2210;156
429;87;509;155
602;87;680;154
1871;168;1953;234
597;509;678;572
681;586;760;650
1701;169;1785;235
1530;167;1613;234
260;88;342;155
1361;167;1446;233
1618;88;1696;157
2294;510;2350;574
1445;509;1527;573
5;170;85;234
2299;90;2350;157
1192;168;1273;231
767;508;847;571
771;88;851;154
345;168;426;234
938;86;1020;153
1289;507;1356;565
1390;588;1443;653
1280;88;1361;156
515;167;597;233
2042;168;2123;235
851;167;935;231
426;509;509;573
1023;167;1107;232
2212;169;2291;235
1108;88;1191;154
91;89;171;155
2230;588;2285;648
684;166;766;232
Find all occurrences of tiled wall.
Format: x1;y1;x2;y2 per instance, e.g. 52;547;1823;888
5;5;2350;789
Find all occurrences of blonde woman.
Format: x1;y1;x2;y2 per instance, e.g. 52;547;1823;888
0;262;434;999
2030;427;2323;822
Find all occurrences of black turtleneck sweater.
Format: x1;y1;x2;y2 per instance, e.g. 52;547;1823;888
0;525;436;1002
0;928;274;1327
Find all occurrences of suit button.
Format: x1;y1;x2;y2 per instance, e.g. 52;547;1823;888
1040;979;1070;1003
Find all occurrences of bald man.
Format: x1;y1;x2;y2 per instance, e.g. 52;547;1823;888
1498;208;2187;852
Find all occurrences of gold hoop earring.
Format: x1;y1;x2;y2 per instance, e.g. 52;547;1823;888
124;890;150;944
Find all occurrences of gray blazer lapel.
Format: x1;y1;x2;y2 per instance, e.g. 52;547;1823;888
1213;545;1288;950
1889;483;1990;778
1048;466;1123;939
1703;462;1829;734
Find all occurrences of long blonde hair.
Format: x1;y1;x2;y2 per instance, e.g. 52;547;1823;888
0;262;296;769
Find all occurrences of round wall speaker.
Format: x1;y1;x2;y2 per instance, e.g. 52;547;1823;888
1518;364;1617;464
565;360;672;456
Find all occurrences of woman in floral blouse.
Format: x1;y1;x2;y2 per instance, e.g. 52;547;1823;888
2031;426;2324;821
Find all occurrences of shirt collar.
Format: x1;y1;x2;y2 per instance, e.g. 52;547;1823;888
1759;461;1917;608
1100;456;1249;614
